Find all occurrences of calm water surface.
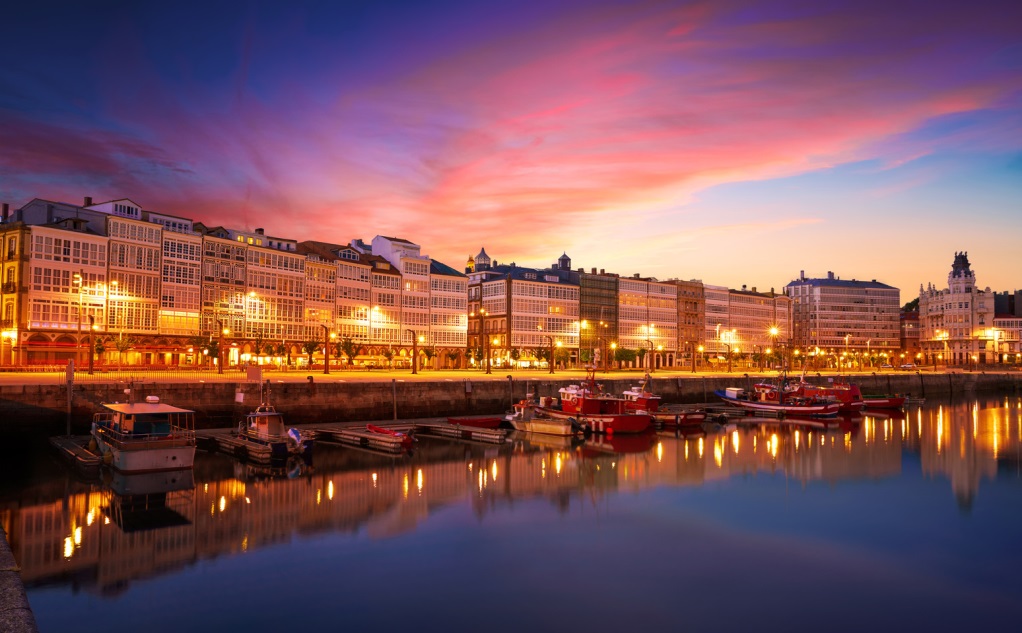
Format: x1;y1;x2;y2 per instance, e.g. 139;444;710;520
4;395;1022;632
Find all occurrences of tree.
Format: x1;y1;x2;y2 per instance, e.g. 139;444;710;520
421;346;436;369
446;350;461;368
615;347;637;369
252;331;265;362
336;337;358;367
302;340;320;369
509;347;521;369
554;347;570;367
381;348;395;368
903;298;919;312
636;347;647;367
114;335;136;370
579;348;592;364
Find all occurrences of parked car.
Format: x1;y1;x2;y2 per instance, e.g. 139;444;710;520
880;363;893;369
899;363;916;369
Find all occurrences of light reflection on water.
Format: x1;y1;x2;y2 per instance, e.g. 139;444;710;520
6;395;1022;631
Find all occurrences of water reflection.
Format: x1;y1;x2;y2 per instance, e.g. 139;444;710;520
2;396;1020;596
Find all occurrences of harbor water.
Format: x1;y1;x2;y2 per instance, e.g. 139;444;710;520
3;395;1021;632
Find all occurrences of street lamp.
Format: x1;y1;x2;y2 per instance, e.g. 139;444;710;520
322;324;335;375
610;342;617;371
696;345;704;372
406;329;420;375
646;339;654;373
215;314;227;374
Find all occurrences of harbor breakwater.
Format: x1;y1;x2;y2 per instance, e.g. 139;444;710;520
2;371;1020;437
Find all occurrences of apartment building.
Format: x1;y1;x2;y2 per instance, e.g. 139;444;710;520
617;273;679;369
787;271;900;367
673;279;705;369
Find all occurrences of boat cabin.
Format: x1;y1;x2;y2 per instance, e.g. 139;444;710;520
95;398;195;438
246;405;288;439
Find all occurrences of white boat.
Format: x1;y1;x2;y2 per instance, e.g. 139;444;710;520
91;396;196;473
506;399;581;436
215;404;312;463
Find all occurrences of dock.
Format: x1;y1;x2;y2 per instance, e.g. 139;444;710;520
311;424;416;453
48;435;102;475
413;421;508;444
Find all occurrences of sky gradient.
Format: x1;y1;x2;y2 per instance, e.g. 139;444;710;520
2;0;1020;299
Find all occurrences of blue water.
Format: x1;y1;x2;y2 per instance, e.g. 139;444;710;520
11;396;1022;632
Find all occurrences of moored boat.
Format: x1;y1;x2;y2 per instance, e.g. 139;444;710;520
91;396;196;473
538;365;653;434
789;380;865;413
506;399;584;436
715;386;841;418
216;404;312;463
366;424;414;449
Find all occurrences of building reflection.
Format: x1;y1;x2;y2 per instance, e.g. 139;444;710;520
1;397;1018;593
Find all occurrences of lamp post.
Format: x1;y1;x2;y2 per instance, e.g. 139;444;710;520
406;329;418;375
322;324;334;375
215;314;226;375
769;326;779;371
610;342;617;371
87;316;95;375
696;345;704;373
72;270;83;367
724;342;733;373
540;334;555;375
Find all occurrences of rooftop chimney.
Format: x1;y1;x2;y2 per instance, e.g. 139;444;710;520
600;269;605;275
800;270;805;281
1;203;8;222
255;228;264;235
83;196;93;207
827;271;835;280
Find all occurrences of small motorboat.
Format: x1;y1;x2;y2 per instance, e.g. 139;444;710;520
215;403;313;463
366;424;414;449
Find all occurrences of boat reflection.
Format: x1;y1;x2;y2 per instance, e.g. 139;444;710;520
1;396;1019;595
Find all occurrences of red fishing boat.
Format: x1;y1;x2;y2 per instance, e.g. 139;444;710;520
535;366;652;434
790;379;865;413
619;374;705;426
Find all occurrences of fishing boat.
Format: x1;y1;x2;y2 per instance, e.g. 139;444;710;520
620;374;662;413
446;415;504;429
715;385;841;418
536;365;652;434
91;396;196;473
215;403;312;463
366;424;414;450
618;373;705;426
790;379;866;413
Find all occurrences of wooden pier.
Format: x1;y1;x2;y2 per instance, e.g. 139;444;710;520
414;421;508;444
49;435;102;475
311;424;416;453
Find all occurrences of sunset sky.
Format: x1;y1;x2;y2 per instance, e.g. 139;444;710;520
2;0;1020;299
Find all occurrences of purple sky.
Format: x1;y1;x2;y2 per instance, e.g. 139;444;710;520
1;0;1020;298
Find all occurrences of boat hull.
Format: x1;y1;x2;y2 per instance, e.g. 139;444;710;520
651;410;707;426
535;406;652;434
92;433;195;473
863;396;906;410
447;416;504;429
510;418;578;436
714;391;841;418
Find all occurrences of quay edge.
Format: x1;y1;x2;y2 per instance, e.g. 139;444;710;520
0;372;1020;438
0;527;39;633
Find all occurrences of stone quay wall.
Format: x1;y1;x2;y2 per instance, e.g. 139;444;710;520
1;372;1020;437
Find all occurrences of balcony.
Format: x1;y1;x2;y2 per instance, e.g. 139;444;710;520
0;319;13;328
1;282;16;293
